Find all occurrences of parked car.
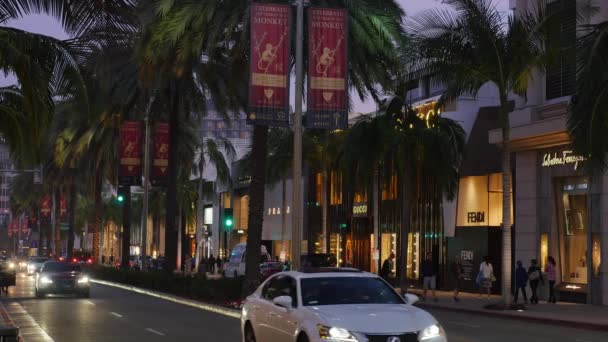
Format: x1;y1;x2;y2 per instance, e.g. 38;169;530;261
300;253;337;268
224;243;271;278
35;262;90;298
241;269;446;342
27;257;49;275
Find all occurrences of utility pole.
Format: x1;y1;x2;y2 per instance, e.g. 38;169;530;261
291;0;305;271
140;94;155;269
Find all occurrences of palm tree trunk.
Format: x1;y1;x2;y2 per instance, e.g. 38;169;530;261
54;190;61;259
121;185;131;269
398;173;412;294
501;105;513;305
373;165;379;273
164;89;180;272
321;168;328;253
67;183;76;259
92;174;102;264
244;125;268;295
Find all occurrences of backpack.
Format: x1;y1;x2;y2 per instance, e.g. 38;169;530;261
529;270;540;281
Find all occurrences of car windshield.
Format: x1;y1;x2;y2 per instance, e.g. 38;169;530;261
42;262;81;272
301;277;404;306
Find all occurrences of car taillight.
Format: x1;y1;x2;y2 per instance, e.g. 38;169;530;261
59;257;64;261
72;258;78;263
87;258;92;264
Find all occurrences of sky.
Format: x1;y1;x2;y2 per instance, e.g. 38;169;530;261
1;0;511;113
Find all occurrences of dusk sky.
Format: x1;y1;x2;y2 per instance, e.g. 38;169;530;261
1;0;510;113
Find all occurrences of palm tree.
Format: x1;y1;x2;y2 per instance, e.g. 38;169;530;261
147;0;408;291
568;19;608;170
408;0;559;304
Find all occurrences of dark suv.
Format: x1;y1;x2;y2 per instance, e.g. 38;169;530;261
35;262;90;298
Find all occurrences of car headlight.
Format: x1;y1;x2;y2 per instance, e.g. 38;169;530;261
19;262;26;267
77;276;89;284
40;276;53;284
418;324;445;341
317;324;358;342
8;262;15;269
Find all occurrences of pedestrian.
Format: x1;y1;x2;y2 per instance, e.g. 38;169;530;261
216;257;223;276
209;254;216;274
528;259;544;304
478;256;494;299
380;253;396;285
514;260;528;303
184;254;192;276
421;253;438;302
452;255;464;302
546;256;557;303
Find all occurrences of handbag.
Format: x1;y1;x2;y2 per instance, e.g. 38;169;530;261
491;273;496;282
475;272;483;286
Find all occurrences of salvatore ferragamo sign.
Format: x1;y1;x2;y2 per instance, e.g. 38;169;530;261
541;150;585;171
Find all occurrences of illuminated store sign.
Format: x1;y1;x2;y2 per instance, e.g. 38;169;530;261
352;202;368;217
541;150;585;170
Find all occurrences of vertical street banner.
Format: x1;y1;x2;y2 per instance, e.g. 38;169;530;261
307;7;349;130
151;122;170;186
247;3;292;127
40;195;52;224
60;195;68;223
119;121;143;186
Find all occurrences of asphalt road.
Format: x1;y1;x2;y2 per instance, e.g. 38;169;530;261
2;273;606;342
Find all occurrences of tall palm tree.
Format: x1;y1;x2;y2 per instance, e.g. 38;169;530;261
408;0;559;304
568;19;608;170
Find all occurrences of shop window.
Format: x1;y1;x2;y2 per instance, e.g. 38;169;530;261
330;172;342;205
353;191;367;203
406;232;420;279
592;234;601;278
238;196;249;230
222;192;231;209
540;233;549;270
557;179;588;284
381;175;398;200
315;173;322;205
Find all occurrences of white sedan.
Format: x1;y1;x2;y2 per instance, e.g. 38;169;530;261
241;269;447;342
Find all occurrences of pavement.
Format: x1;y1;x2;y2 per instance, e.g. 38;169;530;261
0;273;606;341
407;288;608;331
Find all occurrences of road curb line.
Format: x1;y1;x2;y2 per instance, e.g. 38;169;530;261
90;279;241;319
416;303;608;332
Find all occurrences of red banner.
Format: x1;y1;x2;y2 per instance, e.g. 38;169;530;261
60;195;68;223
119;121;143;185
40;195;52;224
247;3;292;127
151;122;169;186
307;7;349;130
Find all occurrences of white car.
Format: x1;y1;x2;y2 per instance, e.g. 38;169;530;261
241;269;447;342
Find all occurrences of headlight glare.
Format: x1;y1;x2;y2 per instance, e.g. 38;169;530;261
419;324;444;340
77;276;89;284
8;262;15;269
317;324;358;341
40;276;53;284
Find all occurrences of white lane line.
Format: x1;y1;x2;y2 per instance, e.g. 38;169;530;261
86;300;96;306
4;302;55;342
91;279;240;319
110;312;123;318
145;328;166;336
575;340;592;342
449;321;481;328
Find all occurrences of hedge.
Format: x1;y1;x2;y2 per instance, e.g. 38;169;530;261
87;266;244;306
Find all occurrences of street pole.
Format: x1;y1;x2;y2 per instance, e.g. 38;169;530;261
17;214;22;257
196;157;204;272
140;94;155;269
291;0;304;271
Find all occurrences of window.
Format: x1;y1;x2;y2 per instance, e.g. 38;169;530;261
329;171;342;205
262;275;297;307
556;178;588;284
592;234;601;278
301;277;404;306
381;175;398;200
540;233;549;270
546;0;576;100
315;173;322;205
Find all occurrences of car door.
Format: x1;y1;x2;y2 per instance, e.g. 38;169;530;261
255;275;282;341
265;276;299;342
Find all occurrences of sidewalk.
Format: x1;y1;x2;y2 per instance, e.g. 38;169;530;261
406;289;608;331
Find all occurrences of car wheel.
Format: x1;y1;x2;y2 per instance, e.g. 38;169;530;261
297;333;309;342
244;323;256;342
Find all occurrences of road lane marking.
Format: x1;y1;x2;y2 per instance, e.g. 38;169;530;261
91;279;240;319
4;302;55;342
449;321;481;328
146;328;166;336
576;340;592;342
86;300;95;306
110;312;123;318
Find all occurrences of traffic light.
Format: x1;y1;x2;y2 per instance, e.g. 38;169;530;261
223;208;234;230
116;188;126;204
117;194;125;203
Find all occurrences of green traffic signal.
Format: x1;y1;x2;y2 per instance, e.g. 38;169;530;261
117;195;125;203
225;218;233;227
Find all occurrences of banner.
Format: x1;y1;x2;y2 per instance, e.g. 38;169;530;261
119;121;143;185
60;195;68;223
307;7;349;130
40;195;52;224
151;122;170;186
247;3;292;127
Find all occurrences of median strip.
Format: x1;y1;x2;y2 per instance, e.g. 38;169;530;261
91;279;241;319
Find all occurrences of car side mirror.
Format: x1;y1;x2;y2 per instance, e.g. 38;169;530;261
272;295;293;309
404;293;419;305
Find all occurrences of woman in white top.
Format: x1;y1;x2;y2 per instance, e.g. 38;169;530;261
478;256;494;299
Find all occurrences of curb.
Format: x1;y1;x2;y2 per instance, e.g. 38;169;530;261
416;302;608;332
90;279;241;319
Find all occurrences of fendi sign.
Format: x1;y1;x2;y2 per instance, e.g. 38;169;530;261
541;150;585;171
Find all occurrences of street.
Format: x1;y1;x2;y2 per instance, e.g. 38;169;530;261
0;274;605;341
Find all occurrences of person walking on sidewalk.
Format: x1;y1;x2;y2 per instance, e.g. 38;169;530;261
528;259;544;304
452;255;464;302
514;260;528;303
380;253;395;286
478;256;494;299
546;256;557;303
209;254;216;274
421;253;438;302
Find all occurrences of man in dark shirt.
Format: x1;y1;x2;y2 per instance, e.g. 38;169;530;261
380;253;395;286
421;253;437;302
